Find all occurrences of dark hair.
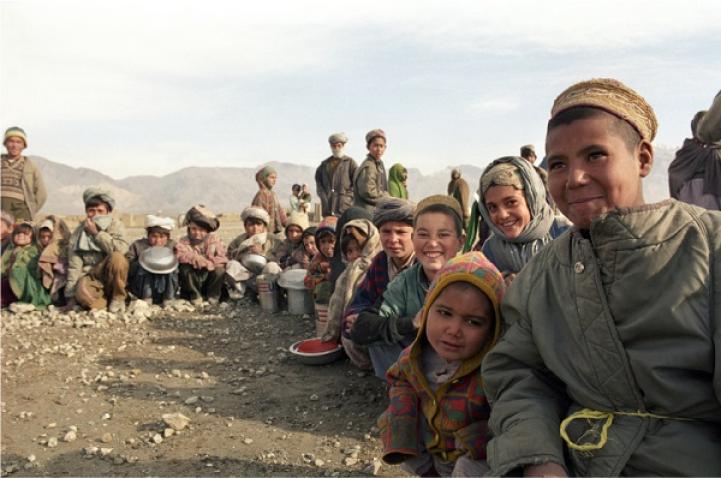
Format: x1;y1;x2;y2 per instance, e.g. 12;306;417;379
547;106;641;152
188;220;212;232
341;234;360;254
146;226;171;237
243;217;266;229
439;281;495;322
414;204;464;237
85;197;113;212
13;223;34;238
292;184;301;193
520;146;536;159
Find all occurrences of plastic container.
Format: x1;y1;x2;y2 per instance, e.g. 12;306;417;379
287;288;310;315
257;274;279;313
314;302;329;337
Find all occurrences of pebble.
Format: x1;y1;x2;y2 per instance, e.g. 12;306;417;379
26;455;36;463
101;432;113;443
162;412;190;431
46;437;58;448
242;438;254;445
99;447;113;456
63;430;77;442
184;396;199;405
343;456;358;466
113;456;125;465
152;433;163;444
163;428;174;438
309;394;319;401
314;458;325;467
363;459;382;476
101;412;111;420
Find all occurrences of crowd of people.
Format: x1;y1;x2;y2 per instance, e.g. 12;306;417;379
2;78;721;477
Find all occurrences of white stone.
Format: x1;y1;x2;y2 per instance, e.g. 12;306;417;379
162;412;190;431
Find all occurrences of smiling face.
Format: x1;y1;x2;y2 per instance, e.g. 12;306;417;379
318;233;335;258
12;226;33;247
378;221;414;261
303;235;318;256
413;212;464;281
546;114;652;230
4;136;25;157
367;137;386;160
483;185;532;239
425;282;495;362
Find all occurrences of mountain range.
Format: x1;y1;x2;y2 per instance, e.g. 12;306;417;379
31;146;677;215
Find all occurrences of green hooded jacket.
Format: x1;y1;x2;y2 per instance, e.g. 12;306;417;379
1;243;52;308
388;163;408;199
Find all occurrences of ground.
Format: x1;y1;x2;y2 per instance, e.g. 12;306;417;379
1;299;408;477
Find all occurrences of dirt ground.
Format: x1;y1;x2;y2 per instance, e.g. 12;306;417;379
0;298;409;477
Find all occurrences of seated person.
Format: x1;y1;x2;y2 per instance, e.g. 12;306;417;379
271;211;309;269
226;206;282;299
1;210;14;251
127;215;178;305
351;195;465;379
303;217;337;305
379;252;504;477
1;221;51;309
477;155;569;285
175;205;227;305
65;188;129;312
482;78;721;477
286;226;317;270
36;215;71;305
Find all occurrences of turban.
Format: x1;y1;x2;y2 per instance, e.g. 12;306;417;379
241;206;270;226
372;197;415;227
328;132;348;144
83;187;116;211
184;205;220;232
551;78;658;141
145;215;175;231
365;128;386;145
4;126;27;147
480;161;524;196
415;194;464;226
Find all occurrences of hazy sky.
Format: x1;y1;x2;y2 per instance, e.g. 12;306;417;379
1;0;719;179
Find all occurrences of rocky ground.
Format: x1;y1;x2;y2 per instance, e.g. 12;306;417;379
1;298;407;477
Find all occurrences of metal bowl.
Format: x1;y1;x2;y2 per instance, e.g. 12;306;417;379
289;339;345;366
241;253;268;274
139;246;178;274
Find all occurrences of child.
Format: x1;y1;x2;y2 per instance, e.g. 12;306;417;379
36;215;71;305
252;166;287;234
1;221;51;309
286;226;317;270
350;195;465;379
127;215;178;305
478;156;569;285
271;211;309;269
304;217;337;304
378;252;505;477
175;205;228;305
482;78;721;476
388;163;409;199
353;128;390;212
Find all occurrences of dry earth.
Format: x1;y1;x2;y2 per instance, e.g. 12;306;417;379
1;298;408;477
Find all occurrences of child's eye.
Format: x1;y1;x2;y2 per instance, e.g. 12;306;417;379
466;318;486;327
548;159;565;171
588;151;607;161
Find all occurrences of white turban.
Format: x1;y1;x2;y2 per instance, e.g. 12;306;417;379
145;215;175;231
328;132;348;144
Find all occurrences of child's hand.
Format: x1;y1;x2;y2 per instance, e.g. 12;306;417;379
344;313;358;333
504;272;517;287
524;463;567;477
83;218;99;236
249;244;263;254
412;310;423;329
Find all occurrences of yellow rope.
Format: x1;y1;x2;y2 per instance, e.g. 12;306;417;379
559;408;690;452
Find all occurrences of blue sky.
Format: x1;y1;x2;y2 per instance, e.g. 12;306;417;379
1;0;719;178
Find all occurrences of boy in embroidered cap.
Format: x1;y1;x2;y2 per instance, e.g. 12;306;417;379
126;215;178;306
482;78;721;476
378;252;504;477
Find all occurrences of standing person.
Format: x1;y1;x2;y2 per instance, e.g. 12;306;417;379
36;215;71;305
482;78;721;477
388;163;409;199
1;127;47;221
668;90;721;210
65;188;129;312
519;144;538;164
315;132;357;217
299;184;312;213
353;128;389;213
252;165;287;234
1;210;14;251
289;184;302;212
447;168;470;227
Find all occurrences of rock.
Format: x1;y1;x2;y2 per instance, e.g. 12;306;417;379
314;458;325;467
343;457;358;467
200;371;210;379
162;412;191;431
152;433;163;444
100;433;113;443
302;453;315;464
63;430;77;442
47;437;58;448
9;303;35;314
99;447;113;456
101;412;111;420
184;396;199;405
26;455;36;463
200;395;214;403
363;459;382;476
309;394;319;401
242;438;253;445
163;428;174;438
113;456;125;465
84;446;99;456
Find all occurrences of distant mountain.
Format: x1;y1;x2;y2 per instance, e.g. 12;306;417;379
31;147;677;215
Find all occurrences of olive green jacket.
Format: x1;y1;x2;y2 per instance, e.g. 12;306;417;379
482;200;721;476
353;155;389;212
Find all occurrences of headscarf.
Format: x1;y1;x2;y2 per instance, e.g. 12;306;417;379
183;205;220;232
388;163;409;199
37;215;71;290
286;211;310;232
252;166;286;233
372;197;414;228
82;187;116;211
4;126;27;147
256;166;278;190
145;215;175;231
315;216;338;242
329;206;372;285
477;156;555;274
241;206;271;227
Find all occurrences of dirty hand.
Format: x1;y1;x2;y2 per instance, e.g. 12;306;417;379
84;218;99;236
249;244;263;254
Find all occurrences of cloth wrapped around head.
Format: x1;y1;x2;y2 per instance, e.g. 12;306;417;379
83;187;116;211
145;215;175;231
255;166;278;190
241;206;270;227
372;197;414;228
551;77;658;141
328;132;348;144
183;205;220;232
286;211;310;232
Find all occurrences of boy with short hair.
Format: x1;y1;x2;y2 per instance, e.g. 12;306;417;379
482;78;721;476
379;252;505;477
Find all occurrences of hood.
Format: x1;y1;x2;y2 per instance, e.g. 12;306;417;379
341;218;381;262
388;163;407;183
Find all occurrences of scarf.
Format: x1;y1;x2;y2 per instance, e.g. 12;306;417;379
75;215;114;253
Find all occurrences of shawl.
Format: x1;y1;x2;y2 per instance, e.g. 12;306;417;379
388;163;409;199
83;187;116;210
74;215;114;253
478;156;555;274
38;216;70;290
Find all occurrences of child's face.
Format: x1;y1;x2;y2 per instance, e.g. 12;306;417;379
343;239;362;262
413;212;463;279
287;225;303;244
38;228;53;247
148;231;169;247
425;283;494;362
318;234;335;258
244;218;266;237
367;137;386;160
4;137;25;157
303;235;318;256
546;114;652;230
379;221;414;261
12;227;33;247
484;185;532;239
86;203;109;219
188;223;209;242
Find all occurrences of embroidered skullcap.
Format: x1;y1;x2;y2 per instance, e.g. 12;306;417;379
365;128;386;145
372;197;415;227
184;204;220;231
480;161;524;195
415;194;464;226
83;187;116;211
4;126;27;147
328;132;348;144
241;206;271;227
551;78;658;141
145;215;175;231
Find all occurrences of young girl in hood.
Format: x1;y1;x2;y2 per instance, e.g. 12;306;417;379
378;252;505;477
252;166;288;234
286;226;317;270
388;163;409;199
304;217;337;304
1;221;51;309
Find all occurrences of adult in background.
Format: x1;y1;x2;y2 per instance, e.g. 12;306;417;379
289;184;303;212
519;144;538;164
447;168;470;227
252;166;287;234
1;127;47;221
65;188;129;312
315;132;357;217
300;184;312;214
668;90;721;210
353;128;389;213
388;163;409;199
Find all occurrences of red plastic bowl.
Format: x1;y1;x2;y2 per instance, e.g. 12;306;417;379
296;338;340;354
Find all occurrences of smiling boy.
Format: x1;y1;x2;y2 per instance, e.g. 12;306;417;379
482;78;721;476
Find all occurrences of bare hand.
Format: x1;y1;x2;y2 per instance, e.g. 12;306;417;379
412;310;423;329
504;272;517;287
249;244;263;254
344;313;358;333
84;218;99;236
524;463;567;477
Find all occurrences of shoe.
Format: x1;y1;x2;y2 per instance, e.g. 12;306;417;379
108;299;126;313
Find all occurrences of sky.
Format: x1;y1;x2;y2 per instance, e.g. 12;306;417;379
1;0;720;179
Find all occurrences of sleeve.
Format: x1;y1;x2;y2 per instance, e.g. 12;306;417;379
64;237;84;299
697;90;721;143
126;241;140;263
351;274;416;345
33;163;48;211
355;164;384;206
175;241;210;269
704;212;721;407
481;268;569;476
93;221;129;255
207;235;228;269
378;357;422;464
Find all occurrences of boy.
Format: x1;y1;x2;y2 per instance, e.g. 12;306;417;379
304;216;337;304
379;252;505;477
286;226;317;269
482;78;721;476
127;215;178;305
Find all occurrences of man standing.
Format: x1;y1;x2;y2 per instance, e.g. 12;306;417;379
519;144;537;164
1;127;47;221
315;132;357;217
447;168;471;226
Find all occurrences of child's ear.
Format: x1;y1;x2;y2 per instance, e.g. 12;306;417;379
637;140;654;178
